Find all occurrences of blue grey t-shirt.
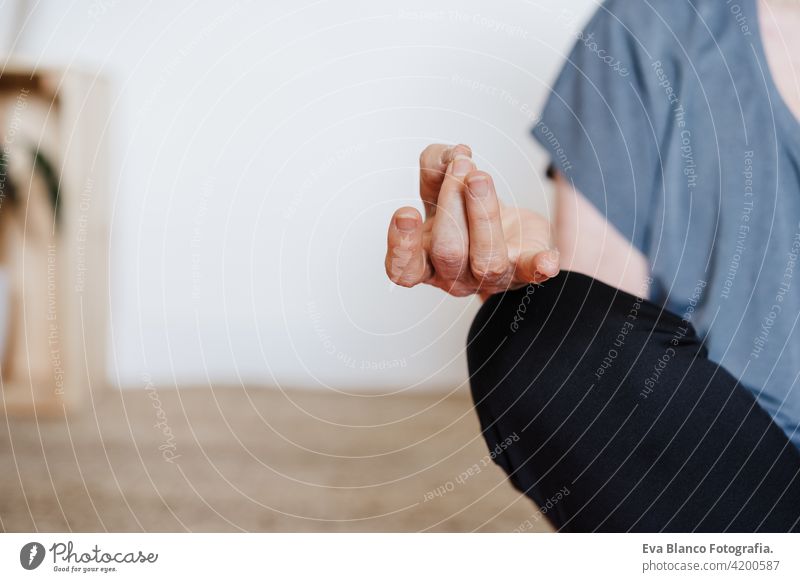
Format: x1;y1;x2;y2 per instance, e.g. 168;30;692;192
533;0;800;449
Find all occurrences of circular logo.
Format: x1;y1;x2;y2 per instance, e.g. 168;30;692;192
20;542;46;570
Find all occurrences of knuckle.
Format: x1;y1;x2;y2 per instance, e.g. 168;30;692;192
431;241;467;272
471;257;508;283
476;203;501;222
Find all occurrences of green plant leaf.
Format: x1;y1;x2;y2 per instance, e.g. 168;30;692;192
0;149;19;215
31;147;60;226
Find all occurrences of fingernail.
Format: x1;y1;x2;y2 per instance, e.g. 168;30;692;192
395;215;417;232
452;155;472;178
467;175;489;197
452;144;472;158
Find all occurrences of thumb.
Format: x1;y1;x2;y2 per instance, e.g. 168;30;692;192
515;248;560;285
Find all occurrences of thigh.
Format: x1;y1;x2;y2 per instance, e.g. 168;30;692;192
467;271;800;532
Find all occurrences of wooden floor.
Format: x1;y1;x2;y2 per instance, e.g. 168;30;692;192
0;387;551;532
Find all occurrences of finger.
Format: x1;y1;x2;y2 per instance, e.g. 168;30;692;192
429;152;474;281
464;171;511;288
385;207;431;287
515;248;560;285
419;143;472;218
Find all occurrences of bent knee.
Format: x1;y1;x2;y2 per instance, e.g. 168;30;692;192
466;271;682;432
467;280;575;436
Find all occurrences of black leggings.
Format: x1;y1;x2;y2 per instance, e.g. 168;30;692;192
467;271;800;532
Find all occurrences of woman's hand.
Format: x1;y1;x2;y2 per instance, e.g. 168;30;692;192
385;144;559;297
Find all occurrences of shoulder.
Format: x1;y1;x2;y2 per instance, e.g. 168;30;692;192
588;0;714;51
580;0;730;89
595;0;710;26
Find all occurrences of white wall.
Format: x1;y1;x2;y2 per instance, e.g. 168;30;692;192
12;0;597;390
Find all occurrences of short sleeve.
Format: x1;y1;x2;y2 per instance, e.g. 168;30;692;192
532;0;667;255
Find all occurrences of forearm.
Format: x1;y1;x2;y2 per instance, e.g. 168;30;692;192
553;171;650;298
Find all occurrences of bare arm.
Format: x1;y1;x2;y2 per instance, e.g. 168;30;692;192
553;170;650;297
